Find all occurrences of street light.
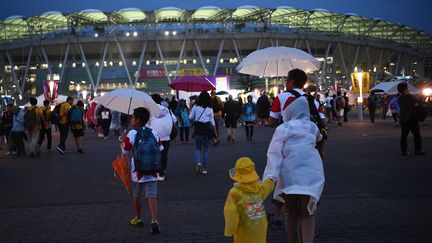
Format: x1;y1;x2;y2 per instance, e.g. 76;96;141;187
357;71;364;121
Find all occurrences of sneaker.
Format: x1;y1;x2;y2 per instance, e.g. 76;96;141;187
77;148;84;154
150;220;160;234
6;151;10;155
104;136;109;140
98;133;104;138
130;217;144;227
201;169;208;174
56;146;65;155
402;151;411;156
158;174;165;181
195;163;203;174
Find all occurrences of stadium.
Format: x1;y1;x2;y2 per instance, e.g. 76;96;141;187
1;5;431;101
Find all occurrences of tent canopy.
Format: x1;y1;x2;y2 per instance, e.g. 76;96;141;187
370;81;419;95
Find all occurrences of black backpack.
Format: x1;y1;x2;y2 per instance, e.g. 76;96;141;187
290;90;327;138
51;103;64;124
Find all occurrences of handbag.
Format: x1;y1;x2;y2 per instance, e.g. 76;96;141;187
386;108;392;117
192;107;214;138
169;110;178;140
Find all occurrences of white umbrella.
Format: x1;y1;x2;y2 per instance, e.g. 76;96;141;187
236;46;320;77
94;88;161;116
24;94;68;106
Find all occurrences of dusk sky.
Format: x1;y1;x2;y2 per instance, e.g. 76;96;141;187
1;0;431;34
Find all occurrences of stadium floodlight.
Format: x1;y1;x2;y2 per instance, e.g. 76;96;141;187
94;33;99;37
109;61;113;66
58;63;62;68
104;61;107;67
119;61;123;66
133;31;138;37
95;62;100;67
126;32;130;37
206;58;210;64
172;31;177;36
183;59;187;64
82;62;86;68
146;60;150;66
164;31;169;36
132;60;137;66
220;58;224;64
192;59;197;64
72;62;76;68
156;60;160;65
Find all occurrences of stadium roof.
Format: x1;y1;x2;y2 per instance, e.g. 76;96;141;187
0;6;431;53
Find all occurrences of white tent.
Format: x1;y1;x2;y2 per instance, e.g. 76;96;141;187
23;94;68;107
370;81;419;95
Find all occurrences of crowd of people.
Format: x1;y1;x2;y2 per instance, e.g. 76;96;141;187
0;67;428;242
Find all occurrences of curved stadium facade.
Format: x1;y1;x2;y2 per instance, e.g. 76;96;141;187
1;5;431;99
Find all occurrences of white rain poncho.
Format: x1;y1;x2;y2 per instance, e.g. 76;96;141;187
264;97;325;203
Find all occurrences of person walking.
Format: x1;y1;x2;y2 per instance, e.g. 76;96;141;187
367;91;378;123
381;93;390;120
56;96;74;154
389;94;401;126
175;99;191;144
397;82;424;156
210;90;223;146
224;95;241;143
324;93;333;123
100;106;112;139
70;100;85;153
149;94;177;180
24;97;42;157
264;97;325;243
243;95;256;141
122;107;162;234
343;92;350;122
0;104;14;155
110;110;122;136
10;107;25;156
224;157;275;243
37;100;52;154
256;92;270;126
189;91;217;174
334;91;346;126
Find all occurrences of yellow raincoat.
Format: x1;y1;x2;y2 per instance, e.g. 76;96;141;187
224;179;275;243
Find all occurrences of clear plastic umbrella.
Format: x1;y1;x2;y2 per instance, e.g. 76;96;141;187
94;88;161;116
236;46;320;77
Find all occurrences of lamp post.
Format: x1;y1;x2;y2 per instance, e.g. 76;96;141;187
357;71;363;121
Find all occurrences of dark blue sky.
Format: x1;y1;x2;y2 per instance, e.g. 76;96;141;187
1;0;431;33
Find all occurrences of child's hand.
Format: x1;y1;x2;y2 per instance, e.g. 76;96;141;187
137;172;144;180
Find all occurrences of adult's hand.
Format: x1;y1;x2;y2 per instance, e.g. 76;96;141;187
268;117;278;128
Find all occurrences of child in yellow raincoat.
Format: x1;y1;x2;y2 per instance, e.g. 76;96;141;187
224;157;275;243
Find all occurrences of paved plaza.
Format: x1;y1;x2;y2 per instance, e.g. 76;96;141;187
1;115;432;242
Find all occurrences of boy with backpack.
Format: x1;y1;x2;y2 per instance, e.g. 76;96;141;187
37;100;52;154
70;100;85;153
122;107;163;234
224;157;275;243
54;97;74;154
25;97;42;158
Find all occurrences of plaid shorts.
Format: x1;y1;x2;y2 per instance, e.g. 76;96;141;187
132;181;157;198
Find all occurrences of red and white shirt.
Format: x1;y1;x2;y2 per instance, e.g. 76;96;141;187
270;88;325;122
